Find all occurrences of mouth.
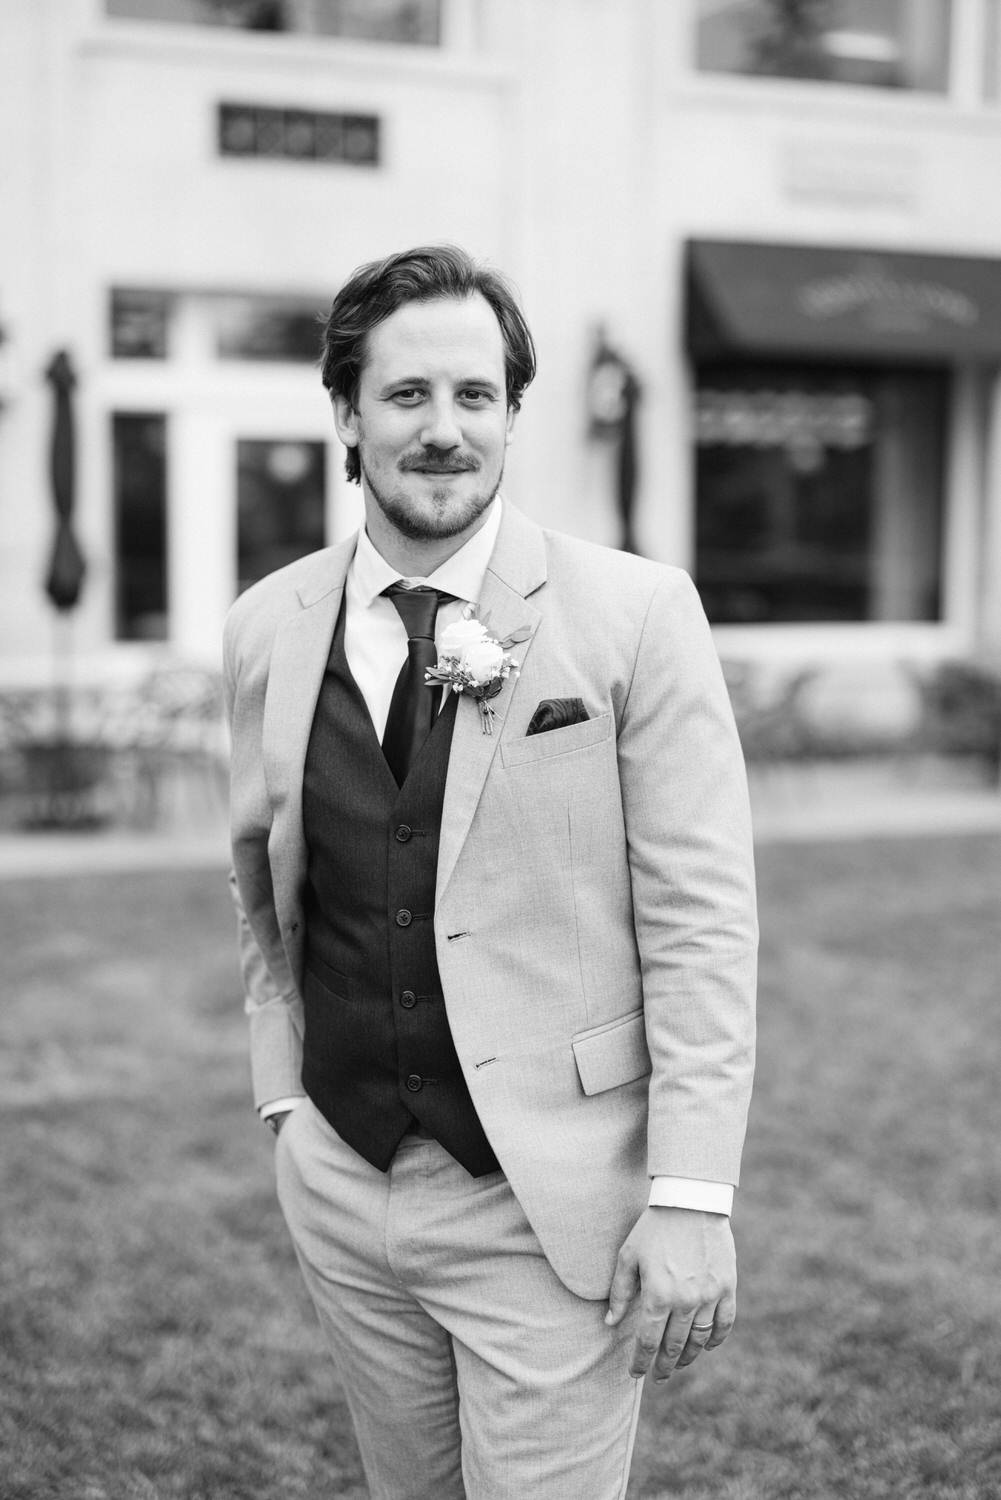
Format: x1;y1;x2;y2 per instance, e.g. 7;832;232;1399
411;468;470;477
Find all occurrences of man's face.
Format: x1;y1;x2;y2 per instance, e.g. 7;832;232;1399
333;293;516;548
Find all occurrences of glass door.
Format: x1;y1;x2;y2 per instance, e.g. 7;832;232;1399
236;435;328;595
167;395;360;659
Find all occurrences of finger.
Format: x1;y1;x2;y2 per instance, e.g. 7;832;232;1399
706;1286;736;1351
651;1308;696;1382
627;1301;670;1379
605;1246;640;1327
675;1306;718;1369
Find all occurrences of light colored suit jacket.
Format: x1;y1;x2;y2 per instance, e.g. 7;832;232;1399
224;503;757;1299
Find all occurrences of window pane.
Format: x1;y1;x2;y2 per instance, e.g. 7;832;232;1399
695;0;952;92
214;296;322;361
308;0;440;44
111;289;172;359
237;439;326;593
694;366;945;624
113;413;169;640
105;0;441;44
106;0;286;26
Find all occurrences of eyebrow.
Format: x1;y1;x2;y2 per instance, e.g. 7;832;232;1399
378;376;503;394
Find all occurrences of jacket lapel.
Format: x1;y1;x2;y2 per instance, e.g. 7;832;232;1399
436;505;547;904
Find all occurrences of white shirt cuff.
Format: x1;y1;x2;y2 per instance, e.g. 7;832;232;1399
648;1176;734;1216
259;1095;306;1120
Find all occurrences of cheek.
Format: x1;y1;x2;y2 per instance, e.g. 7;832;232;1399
474;417;513;455
358;418;411;460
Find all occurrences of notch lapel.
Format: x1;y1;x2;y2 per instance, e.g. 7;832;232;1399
436;506;547;905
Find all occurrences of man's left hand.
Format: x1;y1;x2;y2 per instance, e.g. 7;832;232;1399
604;1206;737;1381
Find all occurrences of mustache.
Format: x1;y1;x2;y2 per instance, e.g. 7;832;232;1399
399;448;478;473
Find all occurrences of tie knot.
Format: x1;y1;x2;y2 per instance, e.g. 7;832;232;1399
383;583;452;641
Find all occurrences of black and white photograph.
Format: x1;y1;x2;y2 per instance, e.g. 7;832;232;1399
1;3;1000;1497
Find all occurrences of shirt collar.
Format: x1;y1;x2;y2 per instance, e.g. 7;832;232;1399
350;496;504;607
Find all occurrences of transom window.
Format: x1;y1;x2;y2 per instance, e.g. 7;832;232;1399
110;289;326;363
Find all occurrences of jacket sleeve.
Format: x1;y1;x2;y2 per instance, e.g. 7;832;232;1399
617;569;757;1185
223;604;305;1110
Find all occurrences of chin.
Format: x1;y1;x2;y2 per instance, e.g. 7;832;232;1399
367;470;501;543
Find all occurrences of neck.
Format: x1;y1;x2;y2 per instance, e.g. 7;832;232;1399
362;504;493;578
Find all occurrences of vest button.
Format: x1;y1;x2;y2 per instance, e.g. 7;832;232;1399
395;824;412;842
400;990;417;1009
405;1073;423;1093
395;909;412;927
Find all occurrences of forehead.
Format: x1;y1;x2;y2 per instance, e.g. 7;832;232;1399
360;293;506;385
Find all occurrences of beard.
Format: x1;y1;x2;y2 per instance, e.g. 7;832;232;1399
360;450;504;543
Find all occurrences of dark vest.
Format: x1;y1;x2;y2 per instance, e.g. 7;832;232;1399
299;601;499;1177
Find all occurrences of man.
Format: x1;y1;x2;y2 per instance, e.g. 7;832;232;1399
224;244;757;1500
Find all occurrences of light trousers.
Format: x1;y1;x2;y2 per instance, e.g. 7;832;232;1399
275;1097;644;1500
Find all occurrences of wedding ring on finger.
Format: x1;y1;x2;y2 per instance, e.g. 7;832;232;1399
690;1323;714;1336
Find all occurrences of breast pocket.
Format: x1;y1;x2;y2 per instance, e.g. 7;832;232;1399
500;711;612;769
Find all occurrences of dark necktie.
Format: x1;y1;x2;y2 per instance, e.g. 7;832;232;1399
381;584;453;785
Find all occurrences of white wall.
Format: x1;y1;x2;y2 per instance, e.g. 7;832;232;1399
4;0;1001;678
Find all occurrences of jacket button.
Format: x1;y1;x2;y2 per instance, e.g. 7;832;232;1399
395;909;412;927
400;990;417;1009
395;824;412;842
405;1073;423;1093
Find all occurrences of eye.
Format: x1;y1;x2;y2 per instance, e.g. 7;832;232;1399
391;388;425;405
459;388;495;406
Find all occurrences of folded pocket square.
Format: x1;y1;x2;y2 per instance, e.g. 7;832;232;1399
526;698;590;736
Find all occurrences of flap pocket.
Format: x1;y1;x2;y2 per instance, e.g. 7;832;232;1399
501;711;612;768
571;1009;651;1097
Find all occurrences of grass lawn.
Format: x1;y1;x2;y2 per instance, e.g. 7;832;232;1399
1;834;999;1499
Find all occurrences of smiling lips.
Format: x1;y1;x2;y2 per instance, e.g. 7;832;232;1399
411;466;473;475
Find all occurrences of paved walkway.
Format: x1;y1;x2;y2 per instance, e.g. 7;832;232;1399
1;783;1000;879
0;828;230;879
749;785;1001;843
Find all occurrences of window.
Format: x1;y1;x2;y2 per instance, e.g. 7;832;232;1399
694;365;946;624
105;0;441;45
113;414;169;640
237;439;326;593
111;290;172;359
695;0;952;93
215;295;323;361
110;289;325;363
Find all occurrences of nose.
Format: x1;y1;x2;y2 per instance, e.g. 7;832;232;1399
419;398;462;451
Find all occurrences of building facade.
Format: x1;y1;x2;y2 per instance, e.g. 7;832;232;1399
3;0;1001;695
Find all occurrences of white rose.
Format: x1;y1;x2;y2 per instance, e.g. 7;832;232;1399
439;617;489;659
462;639;505;686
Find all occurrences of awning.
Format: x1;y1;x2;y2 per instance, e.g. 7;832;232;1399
686;240;1001;363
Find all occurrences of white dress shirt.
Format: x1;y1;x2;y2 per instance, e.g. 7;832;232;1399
261;498;733;1218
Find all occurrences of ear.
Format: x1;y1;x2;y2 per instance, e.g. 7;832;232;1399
505;405;517;446
332;392;360;450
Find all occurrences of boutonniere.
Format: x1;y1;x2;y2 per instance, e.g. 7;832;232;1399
425;607;531;735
